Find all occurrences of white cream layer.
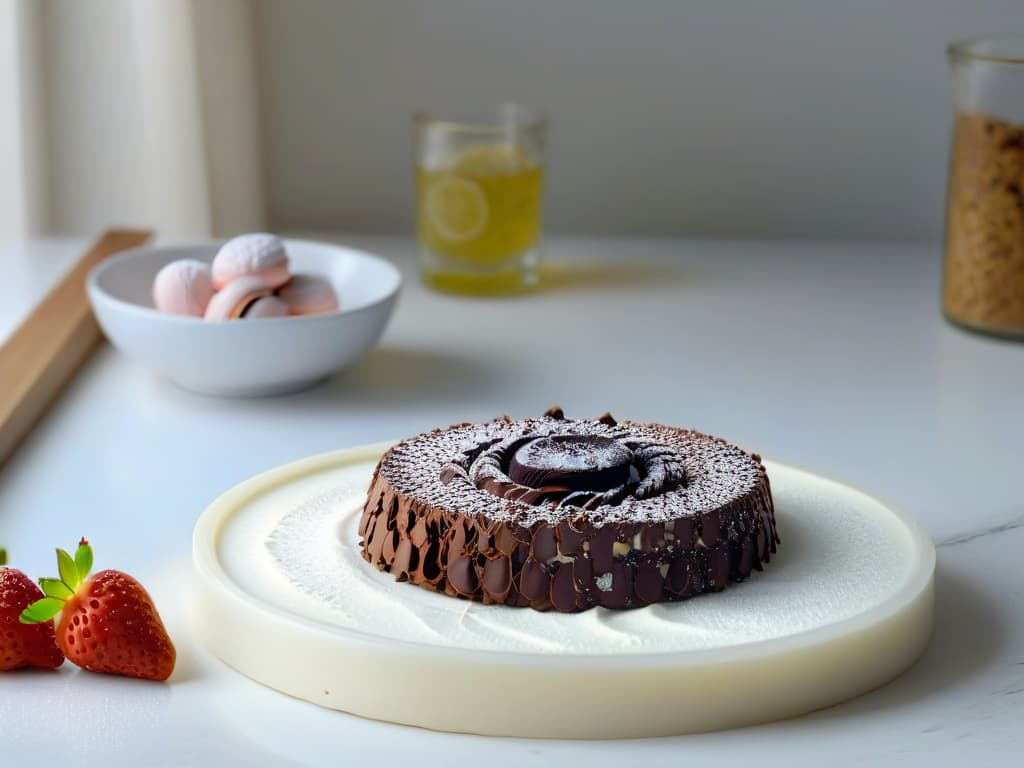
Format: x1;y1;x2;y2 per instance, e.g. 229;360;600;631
216;459;918;655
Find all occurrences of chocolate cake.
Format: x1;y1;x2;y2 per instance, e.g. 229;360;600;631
359;409;778;612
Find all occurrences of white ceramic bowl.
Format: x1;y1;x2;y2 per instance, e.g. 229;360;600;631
87;239;401;396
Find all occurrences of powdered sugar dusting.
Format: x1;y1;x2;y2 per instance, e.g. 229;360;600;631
515;436;629;473
379;417;766;526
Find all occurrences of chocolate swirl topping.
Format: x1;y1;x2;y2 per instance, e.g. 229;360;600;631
360;409;778;612
454;432;686;512
509;435;634;492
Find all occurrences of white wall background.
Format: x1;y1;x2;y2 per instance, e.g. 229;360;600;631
0;0;266;241
252;0;1024;242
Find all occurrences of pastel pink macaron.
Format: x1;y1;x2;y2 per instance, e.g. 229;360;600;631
211;233;290;290
242;295;289;319
277;275;340;316
153;259;215;317
204;276;287;321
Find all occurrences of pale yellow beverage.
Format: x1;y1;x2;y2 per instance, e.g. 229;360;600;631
417;143;543;294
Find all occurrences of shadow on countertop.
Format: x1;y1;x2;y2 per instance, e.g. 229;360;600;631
533;262;693;295
297;346;503;407
801;560;1007;726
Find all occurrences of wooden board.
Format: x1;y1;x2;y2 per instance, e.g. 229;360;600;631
0;229;153;467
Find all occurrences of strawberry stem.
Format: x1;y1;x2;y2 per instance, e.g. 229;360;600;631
20;597;63;624
39;577;74;600
57;548;79;591
0;548;6;566
20;539;95;625
74;539;93;581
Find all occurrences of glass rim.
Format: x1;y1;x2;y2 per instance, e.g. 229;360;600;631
948;35;1024;65
412;107;546;135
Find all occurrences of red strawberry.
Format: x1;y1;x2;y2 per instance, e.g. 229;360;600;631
21;539;175;681
1;548;64;671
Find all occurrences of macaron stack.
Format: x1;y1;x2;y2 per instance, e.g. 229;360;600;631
152;234;339;320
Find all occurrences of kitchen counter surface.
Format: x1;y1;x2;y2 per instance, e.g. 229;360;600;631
0;235;1020;765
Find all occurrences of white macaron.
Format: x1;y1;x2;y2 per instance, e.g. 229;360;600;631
204;276;276;321
152;259;215;317
278;275;340;316
212;233;291;290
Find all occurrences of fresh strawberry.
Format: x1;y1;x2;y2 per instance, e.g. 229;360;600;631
21;539;175;681
1;548;64;671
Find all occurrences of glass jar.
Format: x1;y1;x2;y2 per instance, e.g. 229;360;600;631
944;37;1024;338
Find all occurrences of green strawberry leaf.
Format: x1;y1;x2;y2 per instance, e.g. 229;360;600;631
56;548;80;591
0;548;6;566
19;597;64;624
74;539;93;581
38;577;73;600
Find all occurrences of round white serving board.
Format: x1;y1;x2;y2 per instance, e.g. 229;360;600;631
192;443;935;739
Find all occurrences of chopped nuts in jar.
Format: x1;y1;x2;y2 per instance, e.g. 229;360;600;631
944;112;1024;335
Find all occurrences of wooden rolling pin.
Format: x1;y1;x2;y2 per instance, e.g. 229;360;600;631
0;229;153;467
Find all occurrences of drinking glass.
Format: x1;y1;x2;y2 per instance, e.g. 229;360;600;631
413;105;545;295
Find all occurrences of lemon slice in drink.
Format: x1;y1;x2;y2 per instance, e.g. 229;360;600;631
425;176;489;243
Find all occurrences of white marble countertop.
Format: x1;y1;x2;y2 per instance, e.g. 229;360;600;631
0;235;1021;765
